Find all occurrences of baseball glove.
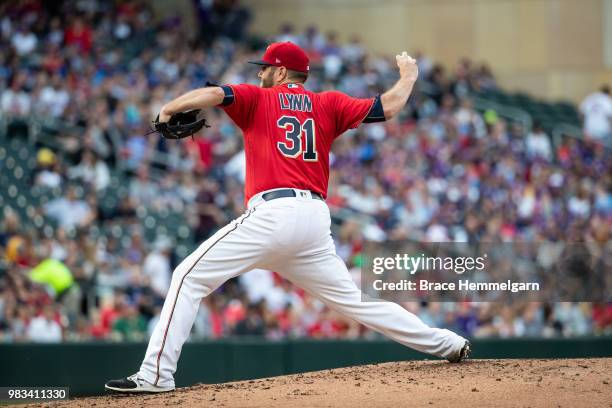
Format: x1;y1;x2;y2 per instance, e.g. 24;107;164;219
153;109;210;140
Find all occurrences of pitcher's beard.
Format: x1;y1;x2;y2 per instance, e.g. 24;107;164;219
260;72;275;88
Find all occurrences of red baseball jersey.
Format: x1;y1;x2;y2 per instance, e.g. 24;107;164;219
219;83;383;201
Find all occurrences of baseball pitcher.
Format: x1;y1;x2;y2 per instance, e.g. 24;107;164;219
105;42;470;393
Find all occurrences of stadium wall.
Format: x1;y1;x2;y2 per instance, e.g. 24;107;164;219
239;0;612;103
2;338;611;396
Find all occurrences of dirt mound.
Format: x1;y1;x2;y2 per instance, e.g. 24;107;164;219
15;358;612;408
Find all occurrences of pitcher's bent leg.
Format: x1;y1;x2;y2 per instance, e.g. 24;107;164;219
139;209;262;387
285;252;465;359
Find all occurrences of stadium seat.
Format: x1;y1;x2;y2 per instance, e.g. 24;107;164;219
120;236;132;249
16;194;27;209
110;224;125;239
177;225;191;240
144;216;156;229
13;166;24;181
176;245;190;259
7;184;18;198
32;214;44;228
5;156;15;170
475;88;583;133
42;224;54;239
18;147;30;161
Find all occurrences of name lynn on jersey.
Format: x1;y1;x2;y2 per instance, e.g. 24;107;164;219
279;92;313;113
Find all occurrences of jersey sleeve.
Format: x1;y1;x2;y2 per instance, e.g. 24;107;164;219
218;84;261;131
325;91;379;135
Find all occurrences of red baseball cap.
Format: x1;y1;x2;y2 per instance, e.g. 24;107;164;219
248;42;310;73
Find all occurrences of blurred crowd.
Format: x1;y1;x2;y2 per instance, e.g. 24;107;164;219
0;0;611;343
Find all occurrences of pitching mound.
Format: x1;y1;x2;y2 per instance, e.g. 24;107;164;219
16;358;612;408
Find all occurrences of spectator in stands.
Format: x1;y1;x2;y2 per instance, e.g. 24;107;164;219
69;149;110;191
10;305;33;342
37;74;70;118
592;303;612;335
567;184;591;219
194;178;226;241
525;122;553;161
276;23;300;44
146;305;162;338
593;184;612;215
44;185;94;229
239;269;275;304
112;303;147;342
11;24;37;56
142;237;172;299
97;293;123;335
5;235;31;267
264;279;303;315
88;309;108;339
96;251;128;295
45;16;64;47
1;288;16;341
128;166;158;206
63;17;93;54
553;303;591;337
29;258;74;298
580;85;612;142
414;50;433;79
34;148;63;189
0;209;20;251
1;74;31;117
341;34;366;63
417;302;444;329
511;304;544;337
194;297;226;339
26;305;62;343
454;97;486;138
473;63;497;90
195;0;251;45
233;302;265;336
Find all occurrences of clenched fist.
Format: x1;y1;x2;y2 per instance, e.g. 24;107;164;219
396;51;418;81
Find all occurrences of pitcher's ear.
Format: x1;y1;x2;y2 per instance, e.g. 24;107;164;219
277;66;288;80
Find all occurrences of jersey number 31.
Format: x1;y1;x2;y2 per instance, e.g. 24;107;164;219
276;116;317;161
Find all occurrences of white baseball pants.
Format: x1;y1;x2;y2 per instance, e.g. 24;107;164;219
138;189;466;387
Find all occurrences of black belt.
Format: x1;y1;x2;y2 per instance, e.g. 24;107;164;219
262;189;324;201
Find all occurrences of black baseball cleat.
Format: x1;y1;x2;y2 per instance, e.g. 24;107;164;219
448;340;472;363
105;373;175;393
